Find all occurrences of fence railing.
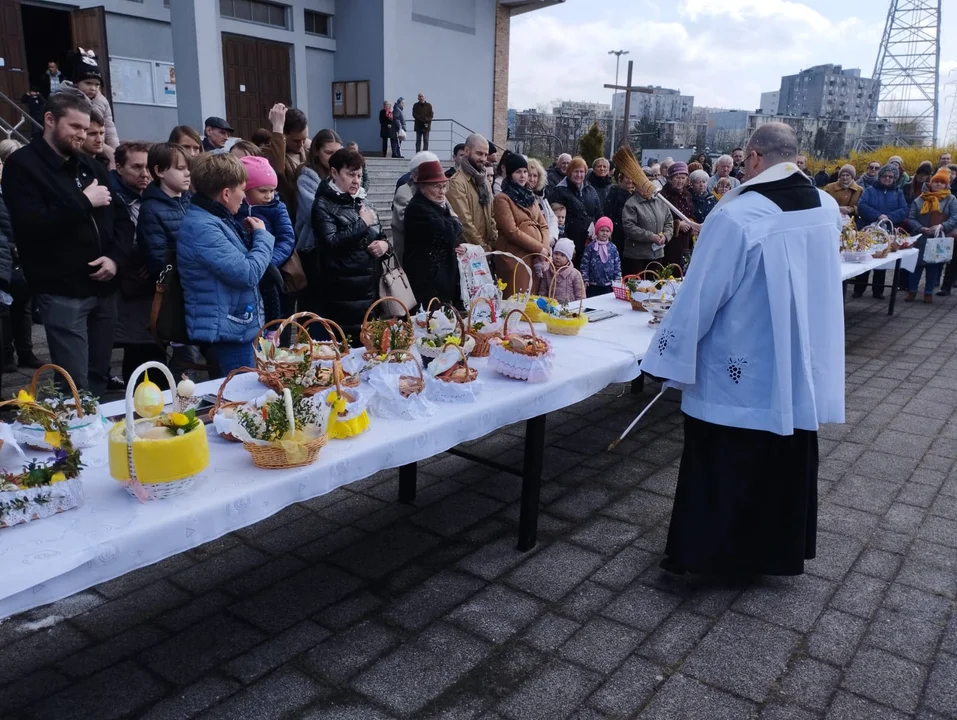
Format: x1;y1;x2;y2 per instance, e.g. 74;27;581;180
0;90;41;145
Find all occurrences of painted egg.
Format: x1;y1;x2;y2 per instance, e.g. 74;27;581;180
133;371;165;418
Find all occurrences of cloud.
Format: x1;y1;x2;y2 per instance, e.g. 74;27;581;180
508;0;887;112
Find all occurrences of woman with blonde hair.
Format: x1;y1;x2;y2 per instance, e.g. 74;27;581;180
0;139;22;164
526;157;558;246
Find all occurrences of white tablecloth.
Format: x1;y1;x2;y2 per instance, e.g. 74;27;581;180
840;248;918;281
0;294;657;618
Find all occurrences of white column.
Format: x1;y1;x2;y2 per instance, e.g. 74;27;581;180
169;0;226;128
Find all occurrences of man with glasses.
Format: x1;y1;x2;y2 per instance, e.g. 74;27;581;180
858;161;882;189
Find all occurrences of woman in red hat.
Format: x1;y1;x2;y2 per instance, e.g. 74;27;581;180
403;160;466;307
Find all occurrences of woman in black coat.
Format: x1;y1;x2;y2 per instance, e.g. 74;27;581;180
311;148;388;343
602;174;636;258
549;155;602;265
379;101;398;158
402;160;464;307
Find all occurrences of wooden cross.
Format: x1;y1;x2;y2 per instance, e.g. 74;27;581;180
604;60;655;148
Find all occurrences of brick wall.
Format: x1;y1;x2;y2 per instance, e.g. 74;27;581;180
491;2;510;149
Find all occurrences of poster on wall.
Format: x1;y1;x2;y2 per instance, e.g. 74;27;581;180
332;80;370;118
153;62;176;107
109;56;155;105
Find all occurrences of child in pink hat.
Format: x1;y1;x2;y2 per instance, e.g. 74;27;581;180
580;216;621;297
239;154;296;324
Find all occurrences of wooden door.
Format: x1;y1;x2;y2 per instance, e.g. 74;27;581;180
70;6;111;105
0;0;28;126
222;33;290;140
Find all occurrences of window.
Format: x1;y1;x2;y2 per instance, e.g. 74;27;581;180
220;0;288;28
304;9;331;36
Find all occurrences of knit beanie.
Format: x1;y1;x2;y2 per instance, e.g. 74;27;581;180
888;155;905;168
878;164;899;181
68;49;102;84
240;155;278;190
915;160;934;178
668;162;689;177
594;216;613;234
931;167;952;187
409;151;439;172
839;164;856;178
505;152;528;177
554;238;575;261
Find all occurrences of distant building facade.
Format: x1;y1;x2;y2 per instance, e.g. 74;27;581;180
759;90;780;116
612;86;693;123
778;64;878;123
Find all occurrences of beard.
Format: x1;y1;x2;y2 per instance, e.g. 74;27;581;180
468;155;485;173
52;128;81;156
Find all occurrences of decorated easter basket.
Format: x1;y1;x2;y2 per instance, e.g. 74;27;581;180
108;362;210;501
497;251;537;315
254;318;317;393
0;399;85;529
487;309;554;382
416;306;476;359
414;297;446;329
543;267;589;336
625;270;660;312
359;296;416;361
465;296;504;358
318;369;372;440
426;343;482;403
13;364;107;450
208;366;258;443
367;350;435;420
233;387;329;469
282;314;361;392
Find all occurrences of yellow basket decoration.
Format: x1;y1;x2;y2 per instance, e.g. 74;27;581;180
543;265;588;336
321;370;371;440
108;362;209;501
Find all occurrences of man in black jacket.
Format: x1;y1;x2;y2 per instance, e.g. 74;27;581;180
2;92;132;394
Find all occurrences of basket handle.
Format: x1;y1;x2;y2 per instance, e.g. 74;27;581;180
386;349;425;384
213;366;258;413
634;269;661;283
363;295;411;325
503;308;538;341
441;341;471;374
423;297;441;315
124;361;178;503
660;263;684;280
253;319;291;360
29;363;85;418
0;398;59;423
272;318;317;362
484;250;535;295
302;316;348;359
467;295;494;329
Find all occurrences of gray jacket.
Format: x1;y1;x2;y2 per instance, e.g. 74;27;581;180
391;182;414;264
621;194;673;260
295;167;321;253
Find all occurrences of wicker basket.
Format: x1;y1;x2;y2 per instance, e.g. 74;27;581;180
244;433;328;469
488;310;553;382
386;349;426;397
284;314;360;391
465;296;503;358
626;269;660;311
15;363;103;450
208;366;258;442
417;307;476;358
497;251;538;314
414;297;444;329
359;296;416;360
254;318;316;392
433;342;479;384
544;267;588;336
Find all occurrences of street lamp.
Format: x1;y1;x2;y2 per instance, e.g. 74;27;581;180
608;49;629;155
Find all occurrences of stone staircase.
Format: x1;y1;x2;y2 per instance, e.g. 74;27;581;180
362;156;454;236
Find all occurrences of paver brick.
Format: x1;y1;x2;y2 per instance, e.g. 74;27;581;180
601;582;683;632
587;655;665;719
841;646;927;714
557;616;643;673
924;651;957;717
637;673;758;719
777;656;841;712
505;542;603;601
224;620;330;683
446;584;543;644
382;569;486;631
301;619;401;684
201;667;326;720
496;658;602;720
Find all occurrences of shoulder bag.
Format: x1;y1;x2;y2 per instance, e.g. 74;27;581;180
378;252;416;316
149;247;190;344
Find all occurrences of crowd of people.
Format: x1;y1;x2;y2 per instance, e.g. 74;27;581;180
1;45;955;396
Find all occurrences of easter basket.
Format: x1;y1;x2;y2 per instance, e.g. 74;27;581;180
367;350;435;420
208;366;259;443
487;309;553;382
543;267;588;336
497;251;538;315
282;311;353;364
108;362;210;501
426;343;482;403
623;271;657;311
232;387;329;469
318;370;372;440
13;364;107;450
254;318;317;393
281;313;361;391
414;297;445;329
465;296;504;358
416;306;476;359
359;296;416;362
0;399;85;529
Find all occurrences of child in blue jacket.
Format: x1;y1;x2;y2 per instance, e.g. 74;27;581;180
580;216;621;297
240;155;295;324
178;153;274;377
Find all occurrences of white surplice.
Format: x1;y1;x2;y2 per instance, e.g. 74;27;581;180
640;162;845;436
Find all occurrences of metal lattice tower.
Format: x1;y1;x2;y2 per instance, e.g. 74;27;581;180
945;78;957;145
863;0;941;149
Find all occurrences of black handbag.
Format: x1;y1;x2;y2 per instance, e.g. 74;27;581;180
149;248;189;344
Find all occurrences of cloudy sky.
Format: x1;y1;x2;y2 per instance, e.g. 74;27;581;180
508;0;957;137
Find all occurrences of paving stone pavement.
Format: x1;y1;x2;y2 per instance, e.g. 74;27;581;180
1;294;957;719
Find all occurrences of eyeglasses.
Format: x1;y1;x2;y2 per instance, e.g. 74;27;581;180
868;165;880;170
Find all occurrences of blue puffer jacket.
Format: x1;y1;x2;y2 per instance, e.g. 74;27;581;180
856;183;908;229
177;202;275;344
137;183;190;278
242;198;295;267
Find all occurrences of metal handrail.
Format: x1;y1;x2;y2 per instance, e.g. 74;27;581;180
0;88;41;145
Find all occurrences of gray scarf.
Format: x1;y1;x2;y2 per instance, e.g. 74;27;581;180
460;157;491;206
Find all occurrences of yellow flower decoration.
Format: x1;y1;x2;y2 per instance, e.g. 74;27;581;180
333;398;348;414
496;278;507;291
445;336;461;346
327;391;339;403
17;389;34;404
169;412;189;427
44;431;62;448
50;472;66;483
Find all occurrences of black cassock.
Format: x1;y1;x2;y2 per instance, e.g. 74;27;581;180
662;415;818;576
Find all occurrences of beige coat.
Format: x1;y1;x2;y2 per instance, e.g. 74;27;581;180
447;169;496;251
492;193;549;295
621;194;674;260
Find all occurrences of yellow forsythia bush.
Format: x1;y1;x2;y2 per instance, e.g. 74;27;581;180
805;146;957;175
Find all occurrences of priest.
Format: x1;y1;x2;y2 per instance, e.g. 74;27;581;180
639;123;845;576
